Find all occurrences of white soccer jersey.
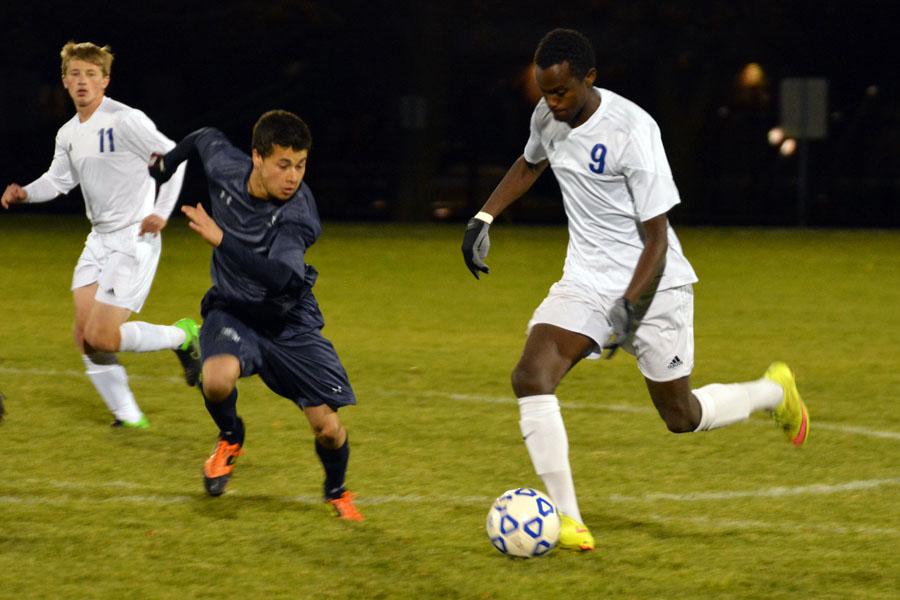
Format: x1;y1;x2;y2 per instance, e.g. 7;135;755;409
24;96;185;233
524;87;698;295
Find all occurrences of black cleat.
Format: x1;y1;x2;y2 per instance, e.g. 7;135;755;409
173;318;202;386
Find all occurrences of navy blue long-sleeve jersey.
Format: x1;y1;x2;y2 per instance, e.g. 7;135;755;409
189;128;324;331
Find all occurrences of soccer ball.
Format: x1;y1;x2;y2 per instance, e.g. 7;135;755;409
485;488;560;558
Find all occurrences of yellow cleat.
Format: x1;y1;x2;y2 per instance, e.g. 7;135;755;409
558;515;595;551
765;362;810;446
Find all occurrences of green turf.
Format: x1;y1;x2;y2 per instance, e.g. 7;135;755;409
1;215;898;599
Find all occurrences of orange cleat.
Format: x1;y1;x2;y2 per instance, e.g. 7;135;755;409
327;491;365;521
203;438;243;496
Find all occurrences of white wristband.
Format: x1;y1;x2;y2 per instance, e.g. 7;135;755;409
474;211;494;224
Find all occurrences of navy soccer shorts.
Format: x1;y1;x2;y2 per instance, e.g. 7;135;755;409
200;309;356;409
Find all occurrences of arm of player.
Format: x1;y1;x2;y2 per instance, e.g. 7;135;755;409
14;135;78;207
462;156;548;279
149;127;227;186
119;111;188;234
602;213;668;358
181;203;306;294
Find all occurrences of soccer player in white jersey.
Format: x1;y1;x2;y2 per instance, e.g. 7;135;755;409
461;29;809;552
1;41;201;429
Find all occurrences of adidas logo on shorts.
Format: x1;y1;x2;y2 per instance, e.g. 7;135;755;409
667;355;683;369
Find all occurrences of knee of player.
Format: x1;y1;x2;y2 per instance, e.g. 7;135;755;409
511;365;553;396
314;420;345;446
201;376;235;403
83;327;119;353
659;409;698;434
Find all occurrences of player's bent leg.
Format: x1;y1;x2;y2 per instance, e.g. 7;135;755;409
117;319;201;386
652;372;787;434
83;300;133;353
645;376;702;433
303;404;363;521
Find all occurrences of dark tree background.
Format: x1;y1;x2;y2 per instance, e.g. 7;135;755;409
2;1;896;226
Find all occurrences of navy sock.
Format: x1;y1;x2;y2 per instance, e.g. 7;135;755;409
203;388;244;445
316;438;349;500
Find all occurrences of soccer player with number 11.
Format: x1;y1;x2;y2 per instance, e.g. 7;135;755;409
2;41;200;429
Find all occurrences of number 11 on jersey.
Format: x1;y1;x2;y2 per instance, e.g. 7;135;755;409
98;128;115;152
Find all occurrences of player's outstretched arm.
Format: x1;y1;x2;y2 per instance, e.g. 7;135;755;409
461;156;548;279
1;184;27;209
149;128;213;185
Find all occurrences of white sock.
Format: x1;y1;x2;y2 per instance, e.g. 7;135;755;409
119;321;186;352
518;394;583;522
82;354;143;423
693;378;783;431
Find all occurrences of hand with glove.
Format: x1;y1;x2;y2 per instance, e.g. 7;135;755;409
461;212;493;279
148;152;172;185
602;297;638;359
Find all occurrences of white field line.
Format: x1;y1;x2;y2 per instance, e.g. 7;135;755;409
2;478;899;537
606;477;900;503
5;476;899;507
641;514;900;537
3;366;900;440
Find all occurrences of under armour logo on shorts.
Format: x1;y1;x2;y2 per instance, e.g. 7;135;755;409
219;327;241;343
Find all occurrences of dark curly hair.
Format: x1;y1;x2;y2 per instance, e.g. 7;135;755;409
533;28;595;78
252;110;312;158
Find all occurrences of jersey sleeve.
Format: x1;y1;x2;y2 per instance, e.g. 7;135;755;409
523;105;548;164
23;133;78;203
268;222;312;280
268;186;322;284
620;121;681;222
194;128;244;181
117;110;186;220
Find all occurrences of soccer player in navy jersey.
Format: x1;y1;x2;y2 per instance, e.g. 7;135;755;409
150;110;362;520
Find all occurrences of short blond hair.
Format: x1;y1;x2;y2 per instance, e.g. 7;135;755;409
60;41;114;77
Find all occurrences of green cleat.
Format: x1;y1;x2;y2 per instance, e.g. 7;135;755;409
111;415;150;429
173;318;202;387
558;514;595;551
766;361;810;446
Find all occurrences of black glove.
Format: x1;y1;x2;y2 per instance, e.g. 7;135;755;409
461;217;491;279
602;297;638;359
148;152;172;185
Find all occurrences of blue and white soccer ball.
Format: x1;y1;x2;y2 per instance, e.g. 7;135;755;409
485;488;560;558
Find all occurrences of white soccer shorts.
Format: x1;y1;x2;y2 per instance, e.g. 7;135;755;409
527;280;695;382
71;225;162;313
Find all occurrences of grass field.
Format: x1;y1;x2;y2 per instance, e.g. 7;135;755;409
1;214;899;599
